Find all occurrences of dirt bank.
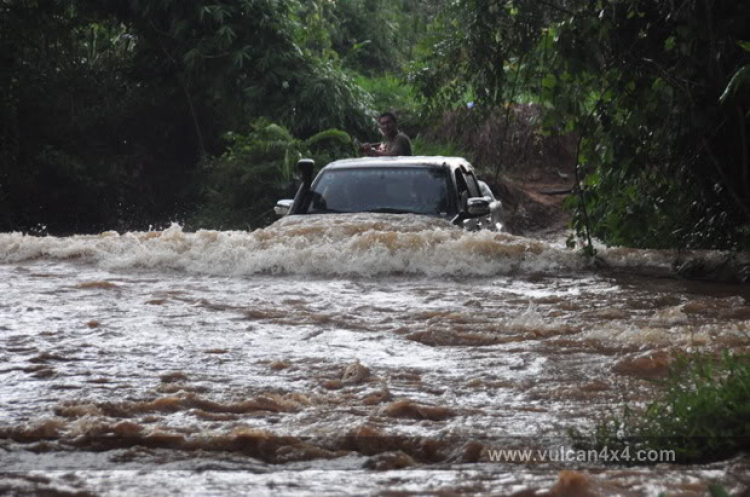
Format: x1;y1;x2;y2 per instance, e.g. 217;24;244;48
423;104;577;239
495;176;573;238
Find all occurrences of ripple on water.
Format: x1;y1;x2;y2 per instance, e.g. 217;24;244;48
2;223;750;494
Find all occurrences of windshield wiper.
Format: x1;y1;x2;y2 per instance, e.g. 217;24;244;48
309;208;343;214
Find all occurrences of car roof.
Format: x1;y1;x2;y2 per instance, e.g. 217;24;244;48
321;156;473;171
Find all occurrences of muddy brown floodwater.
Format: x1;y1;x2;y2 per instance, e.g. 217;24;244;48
1;215;749;496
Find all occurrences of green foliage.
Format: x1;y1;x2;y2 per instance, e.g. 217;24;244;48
289;0;439;138
273;59;376;138
708;484;732;497
0;0;179;232
412;0;544;113
571;352;750;464
410;135;466;159
414;0;750;250
191;121;354;230
356;75;419;117
293;0;441;75
304;128;357;168
0;0;384;233
355;74;423;137
191;122;300;230
544;2;750;250
100;0;375;138
325;0;401;74
720;66;750;106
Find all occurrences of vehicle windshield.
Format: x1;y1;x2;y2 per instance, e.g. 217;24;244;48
306;167;450;216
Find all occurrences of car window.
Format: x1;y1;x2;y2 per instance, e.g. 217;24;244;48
454;169;470;210
306;167;450;216
464;169;481;198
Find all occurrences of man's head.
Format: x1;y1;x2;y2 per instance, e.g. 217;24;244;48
378;112;398;139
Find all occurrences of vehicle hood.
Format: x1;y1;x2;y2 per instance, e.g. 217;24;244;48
270;213;457;235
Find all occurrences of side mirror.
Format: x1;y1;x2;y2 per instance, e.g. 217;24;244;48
274;199;293;216
466;197;490;217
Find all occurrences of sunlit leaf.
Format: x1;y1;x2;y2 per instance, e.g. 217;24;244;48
542;73;557;89
719;65;750;104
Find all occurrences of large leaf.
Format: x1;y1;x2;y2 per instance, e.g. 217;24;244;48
719;65;750;105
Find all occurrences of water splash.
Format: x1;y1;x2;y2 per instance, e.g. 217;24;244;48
0;216;586;277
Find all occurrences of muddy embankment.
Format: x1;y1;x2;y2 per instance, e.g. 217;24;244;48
420;105;577;237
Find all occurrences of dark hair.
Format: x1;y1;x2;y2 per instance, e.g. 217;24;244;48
378;112;397;124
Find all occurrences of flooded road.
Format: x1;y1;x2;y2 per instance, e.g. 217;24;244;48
1;215;749;496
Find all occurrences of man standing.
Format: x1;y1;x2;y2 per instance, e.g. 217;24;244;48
361;112;412;156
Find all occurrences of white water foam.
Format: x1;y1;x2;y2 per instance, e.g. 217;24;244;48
0;215;587;277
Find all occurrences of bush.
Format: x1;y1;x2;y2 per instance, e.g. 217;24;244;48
355;75;423;137
191;121;355;230
409;135;466;159
571;351;750;464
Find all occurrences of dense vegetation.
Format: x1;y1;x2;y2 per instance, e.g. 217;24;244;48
416;0;750;250
0;0;430;232
1;0;748;249
572;352;750;464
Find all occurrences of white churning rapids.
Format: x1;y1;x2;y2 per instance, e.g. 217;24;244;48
0;215;587;276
